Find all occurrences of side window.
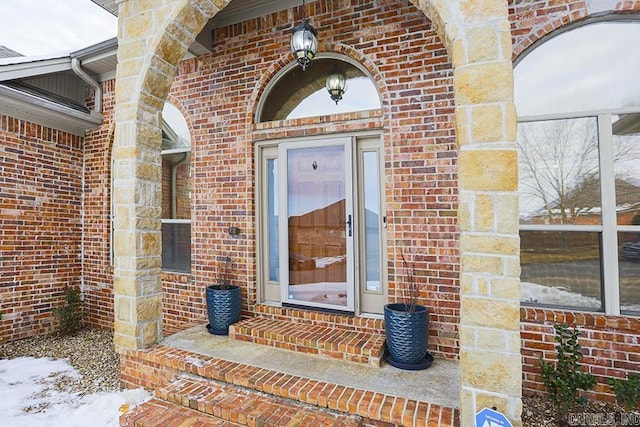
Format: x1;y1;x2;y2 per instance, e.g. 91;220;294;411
161;102;192;273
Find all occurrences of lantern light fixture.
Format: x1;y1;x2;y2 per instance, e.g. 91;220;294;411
290;0;318;71
326;71;346;104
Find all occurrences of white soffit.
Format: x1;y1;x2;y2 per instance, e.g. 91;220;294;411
90;0;298;27
0;85;102;136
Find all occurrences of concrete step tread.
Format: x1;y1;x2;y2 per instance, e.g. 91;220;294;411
229;317;385;366
120;398;242;427
156;374;362;426
124;343;460;426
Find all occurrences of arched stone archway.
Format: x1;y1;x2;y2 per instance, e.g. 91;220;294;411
112;0;521;424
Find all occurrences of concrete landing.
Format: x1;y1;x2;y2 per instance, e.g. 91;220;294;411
163;323;460;409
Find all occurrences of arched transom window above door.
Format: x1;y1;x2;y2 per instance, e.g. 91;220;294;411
257;56;381;123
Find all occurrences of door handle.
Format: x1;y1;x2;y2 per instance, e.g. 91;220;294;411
344;214;352;237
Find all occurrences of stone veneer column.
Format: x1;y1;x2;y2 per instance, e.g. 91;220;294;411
453;3;522;426
415;0;523;425
112;0;225;350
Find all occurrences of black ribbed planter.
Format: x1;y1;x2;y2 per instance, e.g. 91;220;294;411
384;303;430;368
206;285;241;335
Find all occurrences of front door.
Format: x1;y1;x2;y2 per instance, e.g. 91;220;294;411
279;139;355;311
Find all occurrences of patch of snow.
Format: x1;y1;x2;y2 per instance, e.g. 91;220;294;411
0;357;150;427
185;356;206;367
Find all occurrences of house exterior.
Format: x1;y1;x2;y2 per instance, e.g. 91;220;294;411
1;0;639;426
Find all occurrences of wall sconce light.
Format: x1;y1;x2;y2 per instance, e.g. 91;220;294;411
326;71;346;104
290;0;317;71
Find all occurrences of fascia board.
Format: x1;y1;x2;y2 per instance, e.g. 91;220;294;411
0;57;72;82
0;85;103;135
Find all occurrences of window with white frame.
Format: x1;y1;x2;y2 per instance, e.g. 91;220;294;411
515;21;640;315
161;102;191;274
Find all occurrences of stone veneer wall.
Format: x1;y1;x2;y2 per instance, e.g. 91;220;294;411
0;116;83;341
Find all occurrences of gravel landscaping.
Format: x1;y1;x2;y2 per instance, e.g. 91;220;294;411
0;328;120;397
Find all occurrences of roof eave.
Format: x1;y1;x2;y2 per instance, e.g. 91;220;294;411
0;84;103;136
0;56;72;82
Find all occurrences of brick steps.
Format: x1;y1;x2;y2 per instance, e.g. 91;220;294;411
121;375;362;427
120;345;459;426
157;374;362;426
229;316;386;366
120;398;241;427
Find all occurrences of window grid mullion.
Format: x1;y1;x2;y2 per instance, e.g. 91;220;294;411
598;114;621;316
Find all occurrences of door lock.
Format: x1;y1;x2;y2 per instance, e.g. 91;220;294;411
344;214;352;237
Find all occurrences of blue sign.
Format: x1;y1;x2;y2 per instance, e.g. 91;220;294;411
475;408;513;427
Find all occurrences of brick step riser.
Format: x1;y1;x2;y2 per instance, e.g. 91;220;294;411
120;398;242;427
229;318;386;366
155;375;363;427
252;305;385;335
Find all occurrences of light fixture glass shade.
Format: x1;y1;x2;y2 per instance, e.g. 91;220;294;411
326;72;346;104
290;20;318;71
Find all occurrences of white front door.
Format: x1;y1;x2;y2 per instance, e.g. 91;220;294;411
279;138;355;311
259;135;386;314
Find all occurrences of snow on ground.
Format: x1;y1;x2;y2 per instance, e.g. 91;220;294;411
0;357;150;427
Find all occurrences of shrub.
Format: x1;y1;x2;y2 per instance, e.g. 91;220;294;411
53;286;83;336
609;374;640;411
539;323;596;419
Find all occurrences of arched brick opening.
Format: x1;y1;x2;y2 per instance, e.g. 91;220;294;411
249;44;387;124
112;0;232;351
113;0;522;424
512;7;640;61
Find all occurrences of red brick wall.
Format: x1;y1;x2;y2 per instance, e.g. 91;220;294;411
0;117;83;341
82;79;116;332
510;0;640;401
76;1;461;355
521;309;640;403
154;0;459;358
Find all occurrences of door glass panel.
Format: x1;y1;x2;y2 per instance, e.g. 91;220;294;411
363;151;381;292
267;158;279;281
287;145;348;307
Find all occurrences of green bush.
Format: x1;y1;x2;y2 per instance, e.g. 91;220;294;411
540;323;596;419
53;286;83;336
609;374;640;411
